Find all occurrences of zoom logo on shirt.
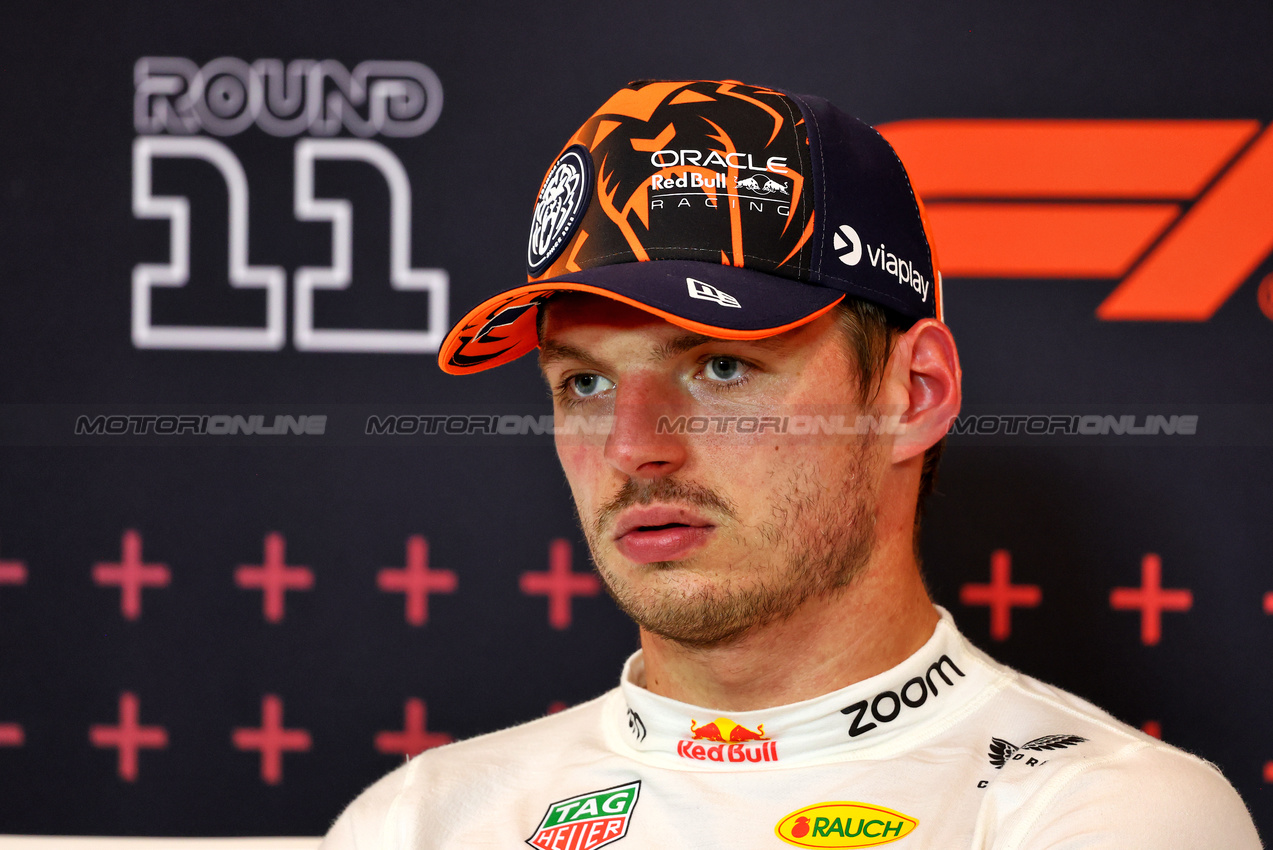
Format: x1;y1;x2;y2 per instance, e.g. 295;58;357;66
840;655;965;738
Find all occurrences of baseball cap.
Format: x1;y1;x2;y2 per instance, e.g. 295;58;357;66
438;79;942;375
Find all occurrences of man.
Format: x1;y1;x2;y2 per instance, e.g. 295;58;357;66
322;80;1259;848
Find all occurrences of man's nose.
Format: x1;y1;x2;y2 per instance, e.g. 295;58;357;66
603;373;688;480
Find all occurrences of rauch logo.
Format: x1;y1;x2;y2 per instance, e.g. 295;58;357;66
775;802;919;848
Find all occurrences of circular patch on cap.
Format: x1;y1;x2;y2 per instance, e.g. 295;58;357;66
527;144;592;275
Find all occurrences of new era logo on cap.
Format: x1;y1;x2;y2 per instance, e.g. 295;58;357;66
686;278;741;308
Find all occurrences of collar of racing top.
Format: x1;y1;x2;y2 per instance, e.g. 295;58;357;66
611;608;1001;768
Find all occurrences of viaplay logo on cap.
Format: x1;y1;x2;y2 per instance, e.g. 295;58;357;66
833;222;933;305
526;780;641;850
527;144;593;275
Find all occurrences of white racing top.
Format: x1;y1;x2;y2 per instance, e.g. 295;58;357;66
320;610;1260;849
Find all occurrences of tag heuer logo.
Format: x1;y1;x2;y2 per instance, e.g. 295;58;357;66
526;780;641;850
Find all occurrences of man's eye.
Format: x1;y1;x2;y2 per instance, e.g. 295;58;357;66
566;374;614;398
703;357;747;382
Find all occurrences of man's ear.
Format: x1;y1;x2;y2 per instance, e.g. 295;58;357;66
879;319;962;464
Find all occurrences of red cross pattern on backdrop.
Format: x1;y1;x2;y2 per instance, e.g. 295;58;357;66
377;535;457;625
1109;553;1193;645
374;698;453;757
0;538;26;747
235;533;314;623
89;692;168;782
1267;591;1273;785
0;537;26;590
960;549;1042;640
93;529;170;620
232;694;311;785
519;538;601;630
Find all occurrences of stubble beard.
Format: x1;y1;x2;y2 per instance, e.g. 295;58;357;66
582;440;880;649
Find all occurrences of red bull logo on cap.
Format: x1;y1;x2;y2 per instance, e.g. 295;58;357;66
677;717;778;763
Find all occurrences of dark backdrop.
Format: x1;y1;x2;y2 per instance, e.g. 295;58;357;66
0;0;1269;839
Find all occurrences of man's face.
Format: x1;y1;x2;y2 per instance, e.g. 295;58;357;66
540;294;885;647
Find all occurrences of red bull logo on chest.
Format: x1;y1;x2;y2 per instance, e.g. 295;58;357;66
676;717;778;763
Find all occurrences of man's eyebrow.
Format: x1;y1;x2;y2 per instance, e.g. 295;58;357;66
653;332;789;360
539;330;791;372
538;340;605;372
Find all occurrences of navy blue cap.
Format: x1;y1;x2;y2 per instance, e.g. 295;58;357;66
440;79;941;374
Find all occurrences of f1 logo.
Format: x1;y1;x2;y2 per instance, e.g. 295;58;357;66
880;120;1273;320
686;278;742;308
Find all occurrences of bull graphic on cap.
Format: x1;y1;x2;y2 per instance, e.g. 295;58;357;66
734;175;789;195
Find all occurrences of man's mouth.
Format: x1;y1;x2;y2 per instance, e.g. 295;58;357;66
612;506;716;564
